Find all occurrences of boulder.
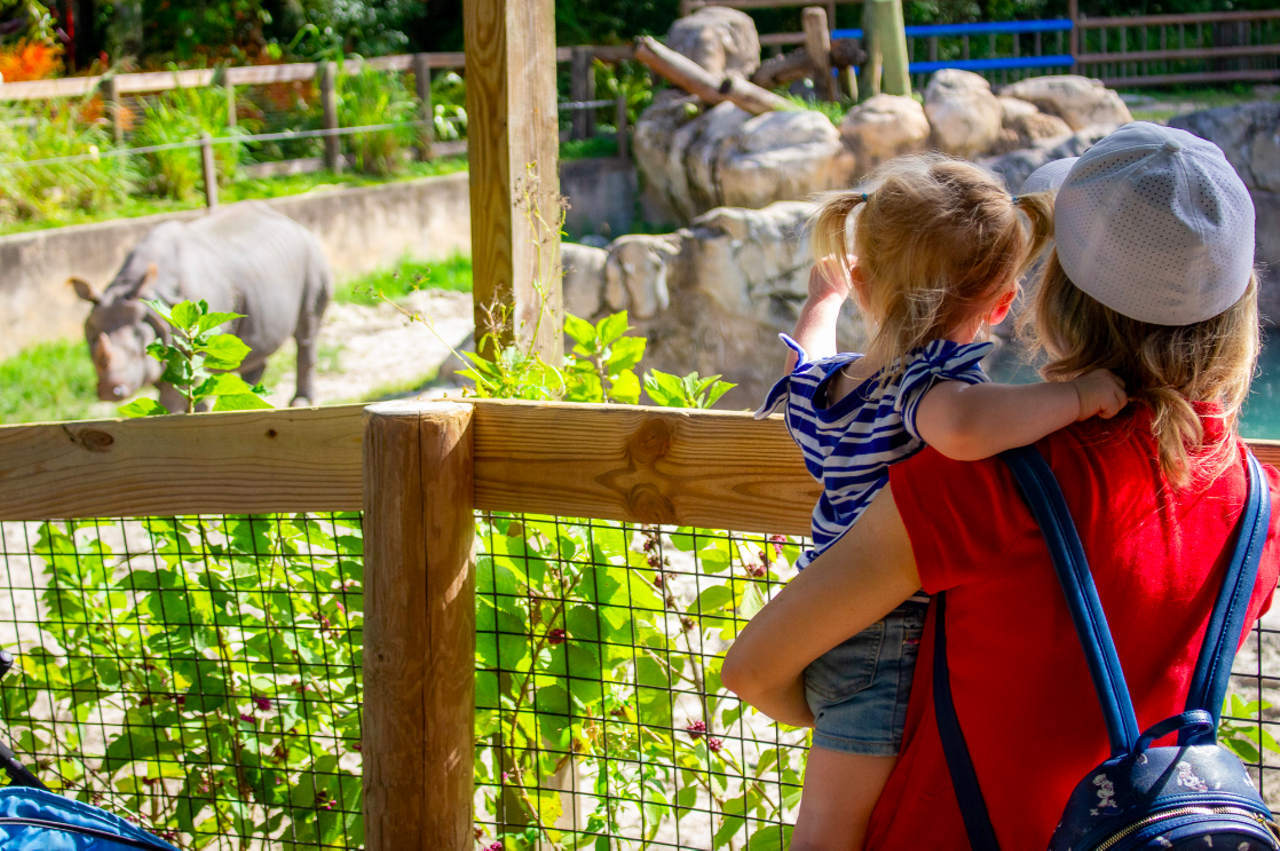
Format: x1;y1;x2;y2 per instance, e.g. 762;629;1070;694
1254;191;1280;322
989;111;1073;156
1000;75;1132;132
634;98;853;221
603;235;680;319
1169;102;1280;193
840;94;931;177
982;126;1114;191
718;109;855;210
666;6;761;79
999;96;1040;123
562;243;608;319
924;69;1003;159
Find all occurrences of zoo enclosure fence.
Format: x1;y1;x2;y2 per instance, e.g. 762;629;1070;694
0;400;1278;849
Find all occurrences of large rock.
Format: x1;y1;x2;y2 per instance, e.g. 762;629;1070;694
560;201;871;405
1169;102;1280;193
718;110;854;210
634;99;853;222
840;94;931;177
666;7;761;79
982;125;1114;192
562;243;607;319
924;69;1003;159
989;110;1073;156
1000;75;1132;131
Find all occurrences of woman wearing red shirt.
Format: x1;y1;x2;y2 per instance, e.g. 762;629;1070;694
722;123;1280;850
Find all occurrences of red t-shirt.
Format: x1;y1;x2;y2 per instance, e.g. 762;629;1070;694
868;409;1280;850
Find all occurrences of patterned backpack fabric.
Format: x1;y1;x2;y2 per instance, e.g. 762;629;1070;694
933;446;1280;851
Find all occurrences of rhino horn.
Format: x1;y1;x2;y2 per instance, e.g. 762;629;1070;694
68;277;100;304
92;332;113;367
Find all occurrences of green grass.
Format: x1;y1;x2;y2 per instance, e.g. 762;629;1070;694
0;339;103;424
334;252;473;305
336;367;442;405
561;136;619;160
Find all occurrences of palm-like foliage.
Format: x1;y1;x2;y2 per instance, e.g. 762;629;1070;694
337;66;418;176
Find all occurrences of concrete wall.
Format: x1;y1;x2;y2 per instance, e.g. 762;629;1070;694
0;159;638;360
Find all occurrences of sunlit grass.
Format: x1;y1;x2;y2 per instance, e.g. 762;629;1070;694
334;252;472;305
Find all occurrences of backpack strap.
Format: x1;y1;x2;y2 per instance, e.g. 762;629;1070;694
1181;450;1270;745
1001;445;1141;755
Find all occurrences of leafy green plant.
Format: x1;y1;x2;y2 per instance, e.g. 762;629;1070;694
117;299;273;417
337;66;418;176
429;70;468;142
132;78;249;201
595;59;653;129
0;99;136;225
1219;694;1280;765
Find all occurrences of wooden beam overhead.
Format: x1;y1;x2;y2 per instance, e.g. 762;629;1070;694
463;0;564;363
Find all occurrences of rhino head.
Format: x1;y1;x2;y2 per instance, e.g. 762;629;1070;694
70;264;166;402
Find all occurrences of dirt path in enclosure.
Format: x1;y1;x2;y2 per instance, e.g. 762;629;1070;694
260;289;474;409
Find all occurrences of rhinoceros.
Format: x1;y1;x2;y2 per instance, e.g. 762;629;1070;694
70;202;333;413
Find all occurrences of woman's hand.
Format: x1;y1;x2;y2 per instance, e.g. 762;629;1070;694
1072;369;1128;421
721;485;921;727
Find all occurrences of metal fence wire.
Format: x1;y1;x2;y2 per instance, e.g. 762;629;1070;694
0;513;364;850
1;509;1279;849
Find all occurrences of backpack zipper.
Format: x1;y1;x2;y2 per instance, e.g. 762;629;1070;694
1093;806;1280;851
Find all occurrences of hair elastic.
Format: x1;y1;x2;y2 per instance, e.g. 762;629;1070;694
861;192;868;202
1011;195;1021;205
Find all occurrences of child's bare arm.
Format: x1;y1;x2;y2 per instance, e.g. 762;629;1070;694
787;258;851;372
914;370;1128;462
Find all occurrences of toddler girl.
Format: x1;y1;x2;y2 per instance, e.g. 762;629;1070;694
753;155;1127;850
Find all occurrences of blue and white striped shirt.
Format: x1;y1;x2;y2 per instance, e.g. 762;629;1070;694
756;334;993;579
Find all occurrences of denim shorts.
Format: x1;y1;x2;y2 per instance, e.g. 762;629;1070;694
803;602;927;756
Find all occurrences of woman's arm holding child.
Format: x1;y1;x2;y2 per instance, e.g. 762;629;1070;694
915;370;1128;462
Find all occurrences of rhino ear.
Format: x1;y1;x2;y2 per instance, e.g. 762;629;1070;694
68;277;100;305
129;264;159;301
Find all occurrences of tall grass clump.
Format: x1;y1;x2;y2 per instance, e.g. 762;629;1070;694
132;78;249;200
337;66;418;176
0;99;136;226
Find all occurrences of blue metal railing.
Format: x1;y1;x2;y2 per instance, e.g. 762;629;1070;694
832;19;1075;75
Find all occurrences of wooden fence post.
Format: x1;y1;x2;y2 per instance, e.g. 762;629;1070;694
1068;0;1079;67
873;0;911;96
414;54;435;161
464;0;564;364
570;47;595;139
615;94;628;160
320;61;342;173
102;76;123;145
802;6;837;101
363;400;476;851
862;1;882;96
200;133;219;209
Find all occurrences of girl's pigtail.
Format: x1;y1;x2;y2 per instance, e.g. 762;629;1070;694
810;190;867;277
1012;191;1055;278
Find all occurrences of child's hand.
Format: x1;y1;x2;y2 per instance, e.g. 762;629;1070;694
807;256;853;303
1073;369;1128;421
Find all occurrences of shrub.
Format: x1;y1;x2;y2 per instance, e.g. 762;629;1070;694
0;99;136;225
429;70;467;141
336;66;418;176
132;78;249;201
0;39;62;82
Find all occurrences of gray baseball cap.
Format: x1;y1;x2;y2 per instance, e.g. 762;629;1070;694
1021;122;1256;327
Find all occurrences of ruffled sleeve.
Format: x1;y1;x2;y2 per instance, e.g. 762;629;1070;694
895;339;994;440
753;334;811;420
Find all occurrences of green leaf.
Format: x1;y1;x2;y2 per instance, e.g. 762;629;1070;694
564;314;597;348
606;336;646;372
194;372;255;397
609;369;641;405
597;311;630;346
118;398;170;418
196;312;245;333
170;300;200;331
745;824;793;851
200;334;252;370
212;393;275;412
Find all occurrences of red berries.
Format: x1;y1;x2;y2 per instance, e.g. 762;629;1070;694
686;720;706;739
547;628;566;645
707;737;724;753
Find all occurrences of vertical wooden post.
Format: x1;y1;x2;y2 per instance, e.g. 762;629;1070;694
873;0;911;96
570;47;595;140
802;7;836;102
363;401;475;851
414;54;436;161
464;0;564;364
862;1;882;96
320;61;342;174
226;85;237;128
615;94;628;160
1068;0;1079;68
200;133;218;209
102;76;122;145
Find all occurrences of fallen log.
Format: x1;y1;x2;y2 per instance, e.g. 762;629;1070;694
634;35;793;115
751;47;813;89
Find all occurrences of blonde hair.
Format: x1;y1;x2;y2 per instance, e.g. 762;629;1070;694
812;154;1053;369
1024;252;1260;489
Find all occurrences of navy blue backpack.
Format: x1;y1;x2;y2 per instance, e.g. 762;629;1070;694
933;445;1280;851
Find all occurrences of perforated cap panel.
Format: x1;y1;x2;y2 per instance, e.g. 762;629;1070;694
1053;122;1255;327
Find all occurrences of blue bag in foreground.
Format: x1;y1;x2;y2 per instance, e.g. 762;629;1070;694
0;786;178;850
934;445;1280;851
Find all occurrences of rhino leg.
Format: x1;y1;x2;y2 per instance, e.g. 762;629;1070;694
241;363;266;387
291;277;328;408
158;382;186;414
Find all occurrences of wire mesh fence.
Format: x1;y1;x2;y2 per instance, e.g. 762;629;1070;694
0;506;1278;849
0;513;364;849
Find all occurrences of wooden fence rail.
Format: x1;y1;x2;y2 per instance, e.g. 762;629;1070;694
2;399;1279;848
